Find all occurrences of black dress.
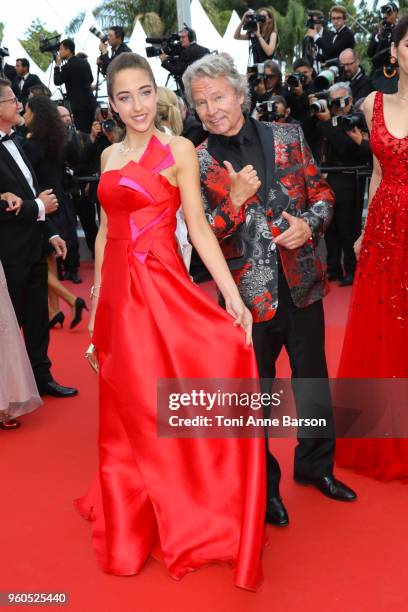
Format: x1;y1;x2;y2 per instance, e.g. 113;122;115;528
21;138;78;261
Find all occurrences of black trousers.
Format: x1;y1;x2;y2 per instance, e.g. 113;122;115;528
3;261;52;386
325;183;361;277
73;187;99;257
72;109;94;134
252;274;335;498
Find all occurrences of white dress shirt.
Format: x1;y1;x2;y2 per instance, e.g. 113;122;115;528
0;130;45;220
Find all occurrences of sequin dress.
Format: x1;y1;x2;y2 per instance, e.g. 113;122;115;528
335;92;408;480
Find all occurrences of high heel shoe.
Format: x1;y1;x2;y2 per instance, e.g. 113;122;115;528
70;297;88;329
49;312;65;329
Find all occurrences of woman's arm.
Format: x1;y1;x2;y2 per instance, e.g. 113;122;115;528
255;29;277;57
88;148;110;335
172;137;253;344
354;92;380;258
234;12;250;40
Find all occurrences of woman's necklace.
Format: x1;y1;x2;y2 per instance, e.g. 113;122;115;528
118;139;146;155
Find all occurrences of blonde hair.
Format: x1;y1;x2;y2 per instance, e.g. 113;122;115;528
156;87;183;136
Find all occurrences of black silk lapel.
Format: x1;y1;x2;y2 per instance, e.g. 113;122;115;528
252;119;275;204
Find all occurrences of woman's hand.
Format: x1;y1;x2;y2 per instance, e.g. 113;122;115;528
85;343;99;373
225;294;253;346
354;233;364;260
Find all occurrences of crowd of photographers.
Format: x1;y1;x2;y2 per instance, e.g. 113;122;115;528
244;3;401;285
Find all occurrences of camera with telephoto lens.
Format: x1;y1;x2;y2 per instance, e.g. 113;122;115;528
145;33;181;58
247;63;265;86
0;45;10;58
243;9;266;33
287;72;307;90
305;11;325;29
310;91;331;114
39;35;61;58
89;26;108;44
332;112;367;131
256;100;283;122
315;65;340;90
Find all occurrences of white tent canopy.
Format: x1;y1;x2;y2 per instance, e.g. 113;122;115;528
74;8;100;81
221;10;249;74
190;0;223;53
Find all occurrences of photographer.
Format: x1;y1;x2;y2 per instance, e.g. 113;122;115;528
367;2;399;92
234;7;278;63
285;58;316;122
256;95;298;124
315;82;372;286
54;39;96;133
302;10;327;72
317;5;355;63
339;48;373;102
160;27;210;79
249;60;287;112
97;27;132;77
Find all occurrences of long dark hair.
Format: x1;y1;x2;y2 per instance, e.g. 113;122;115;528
26;96;67;159
393;15;408;46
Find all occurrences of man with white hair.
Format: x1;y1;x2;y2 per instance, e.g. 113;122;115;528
183;55;357;526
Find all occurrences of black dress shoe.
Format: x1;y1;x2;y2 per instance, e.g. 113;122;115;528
338;273;354;287
328;272;343;282
63;271;82;284
294;474;357;501
0;418;21;430
38;381;78;398
265;496;289;526
70;298;88;329
49;311;65;329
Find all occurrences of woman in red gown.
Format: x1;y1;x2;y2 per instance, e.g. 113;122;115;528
336;18;408;480
76;53;265;589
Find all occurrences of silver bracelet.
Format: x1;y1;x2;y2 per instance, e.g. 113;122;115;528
90;284;101;298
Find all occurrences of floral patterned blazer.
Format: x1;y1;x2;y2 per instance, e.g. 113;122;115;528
197;120;334;322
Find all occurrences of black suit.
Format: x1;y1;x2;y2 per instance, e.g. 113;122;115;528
12;73;43;106
99;42;132;76
317;26;355;62
348;67;373;102
54;56;96;132
0;138;56;385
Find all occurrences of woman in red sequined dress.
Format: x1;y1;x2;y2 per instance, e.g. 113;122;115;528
75;53;266;589
336;18;408;480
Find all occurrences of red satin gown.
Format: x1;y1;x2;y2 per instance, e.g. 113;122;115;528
75;136;266;589
336;92;408;480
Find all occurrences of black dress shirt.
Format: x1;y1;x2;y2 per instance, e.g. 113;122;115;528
207;117;266;197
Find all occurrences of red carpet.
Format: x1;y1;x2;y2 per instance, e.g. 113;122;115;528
2;263;407;611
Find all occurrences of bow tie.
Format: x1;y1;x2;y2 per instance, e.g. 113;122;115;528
0;132;16;143
219;133;245;148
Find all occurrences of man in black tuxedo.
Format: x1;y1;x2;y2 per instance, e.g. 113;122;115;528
54;39;96;133
97;26;132;77
0;78;78;399
12;58;43;107
317;5;355;62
